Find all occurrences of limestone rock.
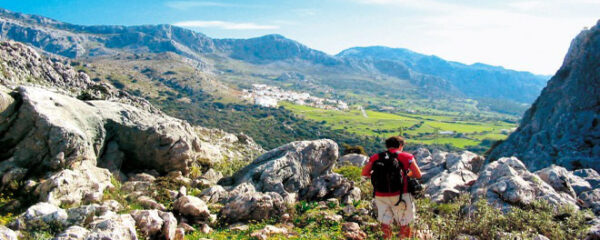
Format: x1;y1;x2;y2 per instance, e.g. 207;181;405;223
0;85;203;205
250;225;288;240
1;167;27;190
12;202;68;230
471;157;577;211
580;189;600;214
302;173;361;203
137;196;167;211
338;153;368;166
426;169;478;202
487;21;600;172
413;148;482;202
173;195;211;221
200;169;223;184
415;148;481;184
198;185;228;203
86;212;138;240
586;218;600;240
35;161;112;206
574;169;600;189
0;225;17;240
66;203;114;226
225;139;338;195
342;222;367;240
130;210;164;238
159;211;178;240
228;223;249;231
194;126;264;164
222;140;357;203
535;165;577;198
54;226;90;240
219;191;286;223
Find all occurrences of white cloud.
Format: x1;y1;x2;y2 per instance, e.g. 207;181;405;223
346;0;599;74
508;1;542;11
166;1;241;10
293;9;318;16
173;20;279;30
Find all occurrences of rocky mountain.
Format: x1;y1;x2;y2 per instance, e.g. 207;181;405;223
0;8;547;116
488;20;600;172
0;39;263;205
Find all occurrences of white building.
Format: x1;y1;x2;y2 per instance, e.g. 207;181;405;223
255;96;278;108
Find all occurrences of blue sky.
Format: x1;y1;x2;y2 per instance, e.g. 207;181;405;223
2;0;599;75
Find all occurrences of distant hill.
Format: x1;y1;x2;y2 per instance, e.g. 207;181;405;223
488;20;600;172
0;8;547;116
338;46;548;103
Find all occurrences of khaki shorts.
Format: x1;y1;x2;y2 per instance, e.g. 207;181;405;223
374;193;416;225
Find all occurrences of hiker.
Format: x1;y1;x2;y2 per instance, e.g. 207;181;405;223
361;136;422;239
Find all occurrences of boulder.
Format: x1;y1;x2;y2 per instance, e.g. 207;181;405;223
35;161;112;206
12;202;68;230
342;222;367;240
570;176;594;196
0;225;17;240
66;203;116;226
1;167;27;190
200;169;223;185
222;140;358;203
224;139;338;194
574;169;600;189
219;191;286;223
338;154;369;166
173;196;211;221
130;210;164;238
159;211;178;240
586;218;600;240
86;212;138;240
426;169;477;202
415;148;481;184
250;225;289;240
580;189;600;214
535;165;577;198
198;185;228;203
302;173;361;204
0;86;203;205
471;157;577;211
445;151;483;173
137;196;167;211
54;226;90;240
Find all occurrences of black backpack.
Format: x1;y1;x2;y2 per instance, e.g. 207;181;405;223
371;151;404;194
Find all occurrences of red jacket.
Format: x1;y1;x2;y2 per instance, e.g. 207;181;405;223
361;148;422;196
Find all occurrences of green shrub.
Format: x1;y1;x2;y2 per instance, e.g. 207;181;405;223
415;195;592;239
333;166;373;200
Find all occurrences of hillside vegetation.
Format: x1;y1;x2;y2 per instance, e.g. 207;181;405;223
281;102;515;151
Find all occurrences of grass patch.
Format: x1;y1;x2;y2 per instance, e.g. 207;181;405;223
281;101;515;150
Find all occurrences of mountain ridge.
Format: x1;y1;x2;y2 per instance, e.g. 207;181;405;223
0;7;547;116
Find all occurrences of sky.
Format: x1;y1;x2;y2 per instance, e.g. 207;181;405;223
1;0;599;75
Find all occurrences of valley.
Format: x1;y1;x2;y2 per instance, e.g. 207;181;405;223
281;101;515;149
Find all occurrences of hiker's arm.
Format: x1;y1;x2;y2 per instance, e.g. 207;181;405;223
407;159;422;179
361;154;378;178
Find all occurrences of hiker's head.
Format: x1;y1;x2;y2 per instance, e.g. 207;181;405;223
385;136;405;149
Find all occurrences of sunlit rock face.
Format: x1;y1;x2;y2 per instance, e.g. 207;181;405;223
488;20;600;172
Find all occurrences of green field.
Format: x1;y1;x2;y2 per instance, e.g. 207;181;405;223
281;102;516;149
